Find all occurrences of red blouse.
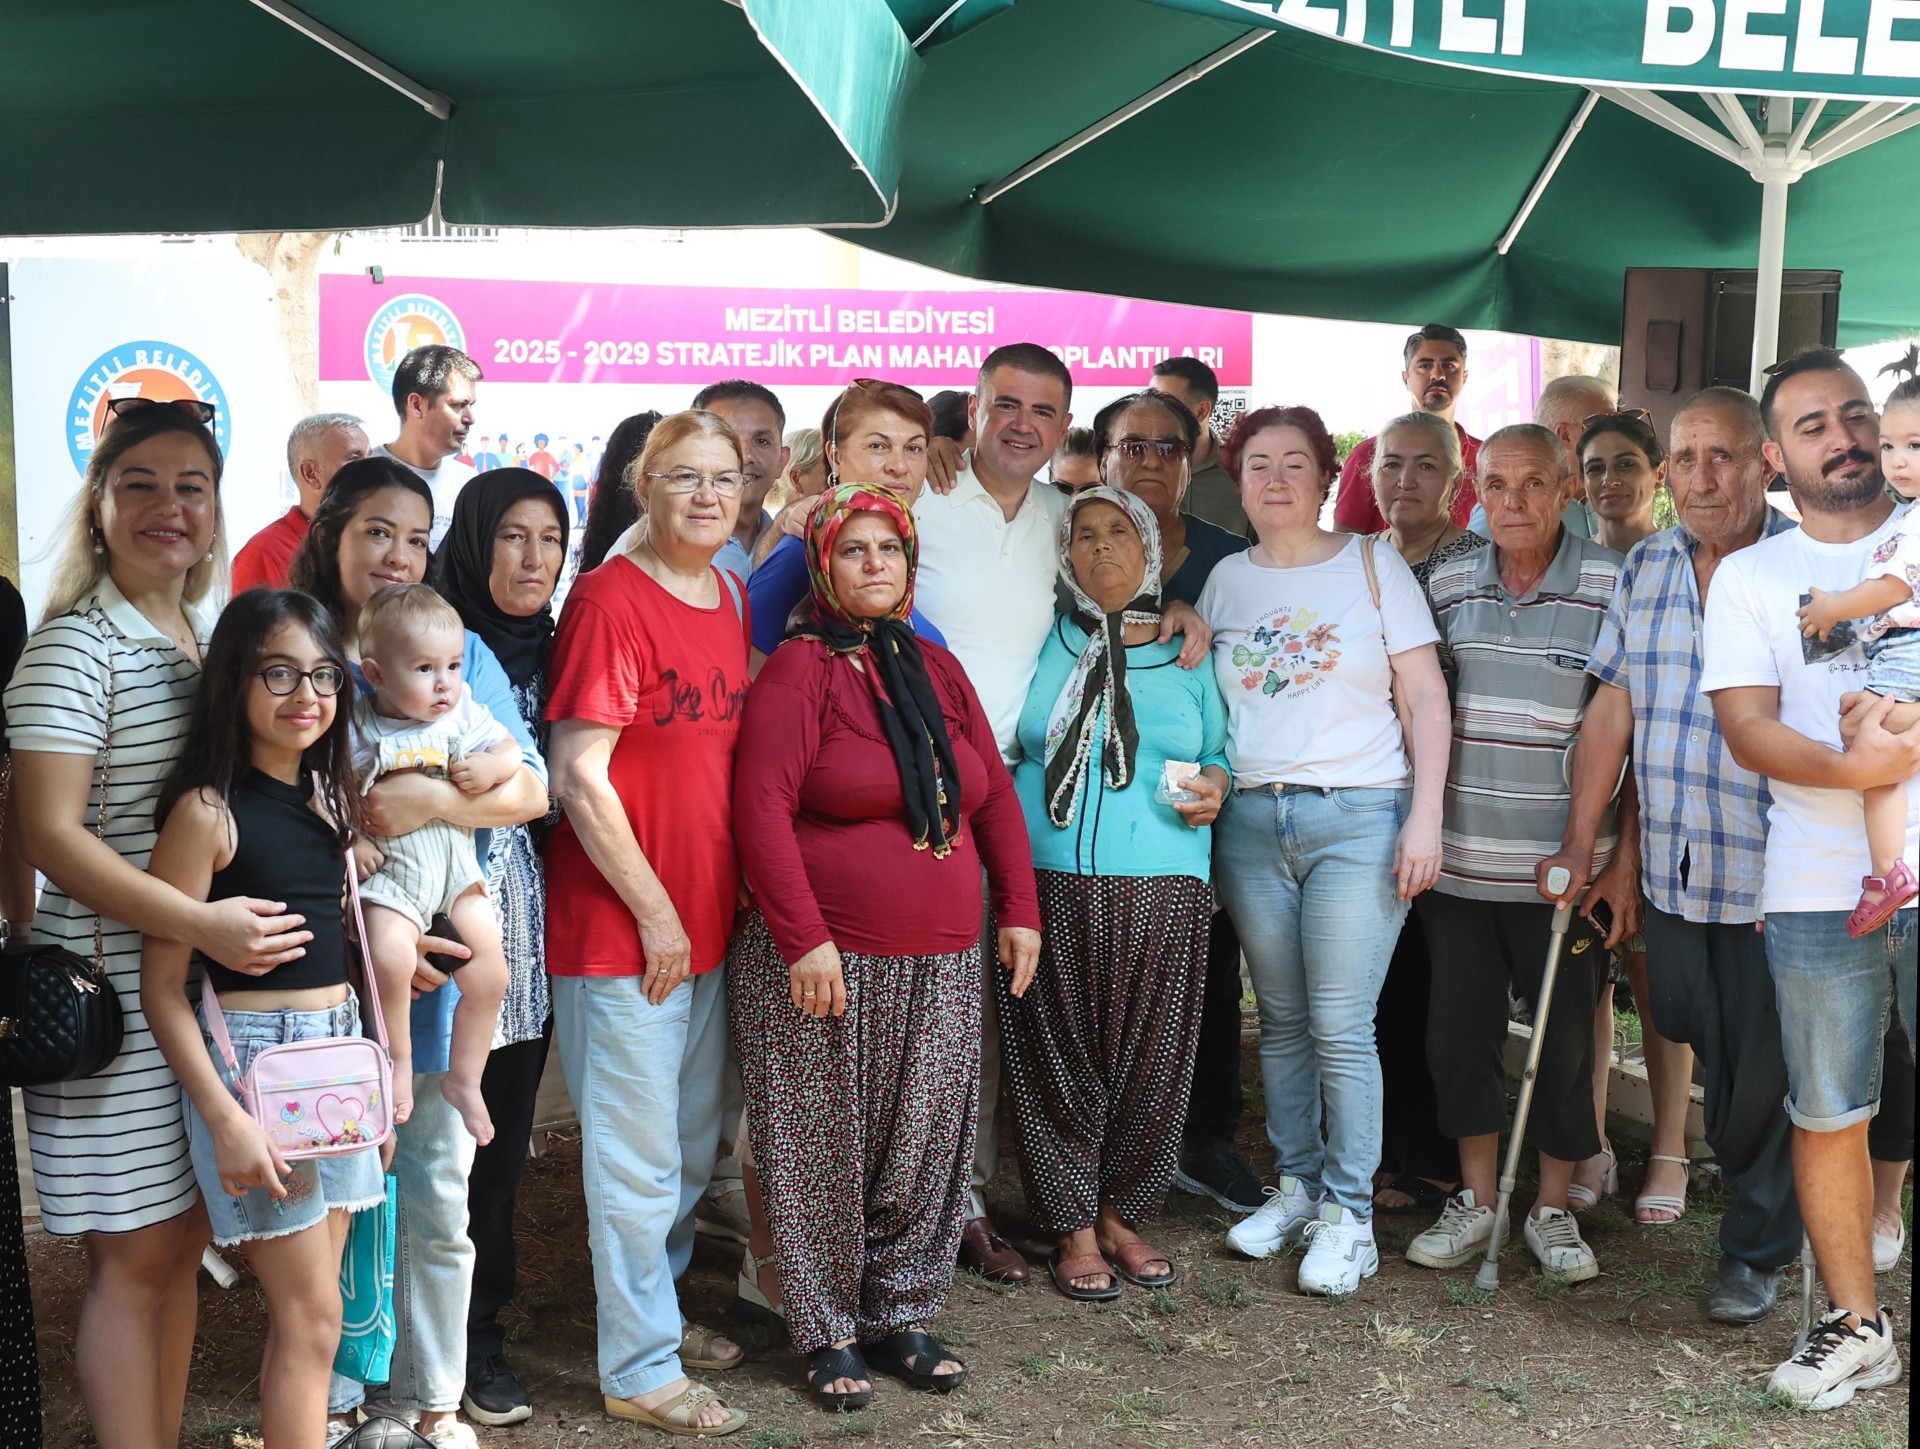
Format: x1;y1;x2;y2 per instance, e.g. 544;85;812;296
734;636;1040;963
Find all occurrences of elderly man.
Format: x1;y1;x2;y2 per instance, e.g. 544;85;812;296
1703;350;1919;1410
1542;386;1802;1323
1334;324;1481;534
1408;423;1623;1283
1470;375;1616;540
232;412;369;591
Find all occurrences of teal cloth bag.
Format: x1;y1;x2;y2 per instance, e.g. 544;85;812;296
333;1173;397;1382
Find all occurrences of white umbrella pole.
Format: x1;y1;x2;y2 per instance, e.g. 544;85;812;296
1749;170;1790;393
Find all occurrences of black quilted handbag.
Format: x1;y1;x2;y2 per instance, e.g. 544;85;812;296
0;659;126;1086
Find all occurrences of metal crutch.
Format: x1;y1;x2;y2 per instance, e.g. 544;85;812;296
1795;1233;1819;1350
1476;864;1577;1292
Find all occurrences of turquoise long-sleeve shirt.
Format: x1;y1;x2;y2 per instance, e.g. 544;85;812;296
1013;618;1229;880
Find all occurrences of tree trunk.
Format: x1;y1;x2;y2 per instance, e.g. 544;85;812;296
234;232;330;417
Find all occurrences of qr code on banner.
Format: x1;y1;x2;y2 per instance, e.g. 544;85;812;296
1213;390;1249;432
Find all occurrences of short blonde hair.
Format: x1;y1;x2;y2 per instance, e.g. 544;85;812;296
621;410;742;504
786;427;824;476
357;582;463;663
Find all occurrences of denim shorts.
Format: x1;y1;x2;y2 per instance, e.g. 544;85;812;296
1865;627;1920;703
184;991;386;1245
1763;910;1918;1132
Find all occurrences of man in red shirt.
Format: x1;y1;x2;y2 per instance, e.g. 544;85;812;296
231;412;369;591
1332;324;1482;534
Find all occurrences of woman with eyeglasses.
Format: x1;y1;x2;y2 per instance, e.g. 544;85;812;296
1567;411;1694;1227
731;479;1039;1411
288;457;549;1449
543;410;754;1438
3;403;305;1449
1198;406;1452;1297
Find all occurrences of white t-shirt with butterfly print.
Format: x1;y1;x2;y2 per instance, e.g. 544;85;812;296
1197;535;1439;790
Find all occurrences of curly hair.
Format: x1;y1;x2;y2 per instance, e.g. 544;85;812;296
1221;405;1339;488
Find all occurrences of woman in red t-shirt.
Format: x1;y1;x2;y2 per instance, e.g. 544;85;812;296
544;411;753;1438
731;477;1041;1412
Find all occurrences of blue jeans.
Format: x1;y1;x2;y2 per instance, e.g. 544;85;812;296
1214;785;1410;1216
329;1070;478;1415
1764;910;1917;1132
552;969;728;1399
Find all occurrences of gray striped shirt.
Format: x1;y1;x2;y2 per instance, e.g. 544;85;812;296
1428;531;1623;902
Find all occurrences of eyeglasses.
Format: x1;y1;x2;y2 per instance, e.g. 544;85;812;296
104;397;217;426
1111;437;1191;462
256;664;347;697
1583;407;1653;430
644;469;747;496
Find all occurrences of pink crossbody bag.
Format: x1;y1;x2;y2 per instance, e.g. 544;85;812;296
201;821;394;1162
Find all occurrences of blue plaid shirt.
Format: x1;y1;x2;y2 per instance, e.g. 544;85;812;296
1585;509;1796;925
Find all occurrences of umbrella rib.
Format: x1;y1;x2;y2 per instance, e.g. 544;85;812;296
1496;91;1598;256
1806;104;1919;168
1703;92;1765;158
242;0;453;119
912;0;973;49
974;30;1272;205
1592;86;1744;168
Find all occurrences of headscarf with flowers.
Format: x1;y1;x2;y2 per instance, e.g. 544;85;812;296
791;482;963;857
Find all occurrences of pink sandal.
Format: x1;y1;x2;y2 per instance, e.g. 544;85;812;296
1846;860;1918;938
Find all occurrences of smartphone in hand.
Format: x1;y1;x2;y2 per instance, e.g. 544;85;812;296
423;912;467;975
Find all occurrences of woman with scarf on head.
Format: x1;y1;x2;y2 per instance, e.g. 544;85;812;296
1002;488;1230;1301
731;483;1041;1413
426;468;569;1425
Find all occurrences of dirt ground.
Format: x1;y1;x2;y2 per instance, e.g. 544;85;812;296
26;1041;1914;1449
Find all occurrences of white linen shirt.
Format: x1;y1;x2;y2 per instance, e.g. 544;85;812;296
913;464;1067;764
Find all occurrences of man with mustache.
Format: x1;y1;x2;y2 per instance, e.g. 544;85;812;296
1333;324;1481;535
1543;386;1802;1324
1703;349;1920;1411
376;343;482;547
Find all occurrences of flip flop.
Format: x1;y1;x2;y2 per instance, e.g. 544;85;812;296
1107;1238;1177;1288
863;1329;969;1393
1372;1173;1454;1214
603;1382;748;1437
805;1344;874;1412
1048;1248;1121;1301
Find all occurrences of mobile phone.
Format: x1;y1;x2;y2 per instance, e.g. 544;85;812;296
1587;899;1614;937
423;912;467;975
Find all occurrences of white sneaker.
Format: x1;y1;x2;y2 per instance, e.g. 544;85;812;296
1406;1189;1497;1269
1768;1309;1903;1411
1873;1220;1905;1275
1523;1205;1599;1282
422;1421;479;1449
1225;1175;1320;1259
1297;1203;1379;1296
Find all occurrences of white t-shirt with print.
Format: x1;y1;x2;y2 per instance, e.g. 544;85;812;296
1700;502;1920;913
1198;535;1439;790
1862;506;1920;637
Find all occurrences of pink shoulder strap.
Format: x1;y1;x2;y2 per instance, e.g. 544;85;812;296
201;776;390;1084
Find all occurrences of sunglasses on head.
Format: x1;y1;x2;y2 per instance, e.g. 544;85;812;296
1583;407;1653;431
104;397;217;426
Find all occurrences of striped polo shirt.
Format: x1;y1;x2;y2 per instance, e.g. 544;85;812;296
1428;530;1623;902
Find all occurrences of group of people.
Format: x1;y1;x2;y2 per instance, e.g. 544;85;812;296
0;324;1913;1448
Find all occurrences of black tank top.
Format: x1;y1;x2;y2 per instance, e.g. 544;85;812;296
198;770;349;995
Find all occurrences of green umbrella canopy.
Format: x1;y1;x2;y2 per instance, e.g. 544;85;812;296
833;0;1920;346
0;0;915;234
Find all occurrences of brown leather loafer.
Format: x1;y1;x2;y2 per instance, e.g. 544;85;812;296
958;1216;1030;1284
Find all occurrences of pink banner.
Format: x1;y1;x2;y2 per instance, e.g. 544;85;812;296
320;274;1252;391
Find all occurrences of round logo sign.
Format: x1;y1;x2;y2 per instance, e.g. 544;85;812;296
67;341;232;476
364;293;465;390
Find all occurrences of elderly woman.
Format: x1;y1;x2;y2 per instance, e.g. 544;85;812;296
1002;487;1229;1300
1366;413;1488;1213
288;458;549;1449
783;426;828;499
543;410;754;1437
1408;423;1624;1285
732;483;1039;1411
1566;411;1695;1226
1199;406;1452;1297
427;469;570;1423
1090;391;1260;1216
4;403;305;1449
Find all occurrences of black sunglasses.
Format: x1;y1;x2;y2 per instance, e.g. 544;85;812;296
105;397;217;426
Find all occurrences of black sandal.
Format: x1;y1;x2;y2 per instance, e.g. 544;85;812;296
864;1329;969;1393
806;1344;875;1411
1372;1173;1453;1214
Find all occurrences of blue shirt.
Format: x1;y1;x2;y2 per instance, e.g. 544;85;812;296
1013;618;1229;880
351;632;548;1073
745;534;947;655
1584;508;1796;925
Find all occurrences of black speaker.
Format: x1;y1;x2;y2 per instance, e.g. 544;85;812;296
1620;267;1841;440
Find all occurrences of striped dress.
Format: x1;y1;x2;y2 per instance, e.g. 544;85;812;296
3;578;208;1237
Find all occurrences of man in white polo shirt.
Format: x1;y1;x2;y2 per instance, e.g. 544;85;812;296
1703;349;1920;1411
